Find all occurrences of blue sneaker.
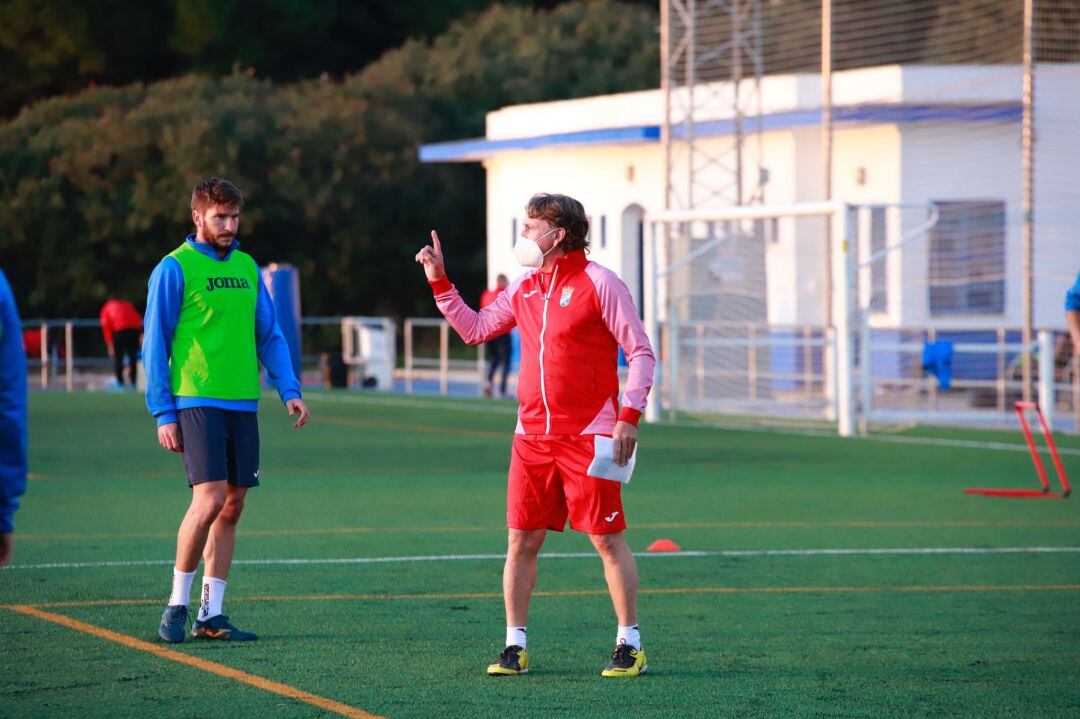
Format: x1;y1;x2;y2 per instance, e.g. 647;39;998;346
191;614;258;641
158;605;189;643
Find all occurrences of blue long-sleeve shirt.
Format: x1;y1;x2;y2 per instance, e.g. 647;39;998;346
1067;270;1080;312
0;268;28;533
143;237;302;426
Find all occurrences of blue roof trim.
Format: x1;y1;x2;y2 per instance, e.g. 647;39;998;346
419;125;660;163
419;102;1021;163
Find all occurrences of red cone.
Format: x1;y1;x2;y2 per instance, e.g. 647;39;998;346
646;538;681;552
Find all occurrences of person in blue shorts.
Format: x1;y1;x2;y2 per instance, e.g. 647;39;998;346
144;178;310;642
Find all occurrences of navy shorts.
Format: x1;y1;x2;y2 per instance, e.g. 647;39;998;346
176;407;260;487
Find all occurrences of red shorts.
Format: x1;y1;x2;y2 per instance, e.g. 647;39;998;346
507;435;626;535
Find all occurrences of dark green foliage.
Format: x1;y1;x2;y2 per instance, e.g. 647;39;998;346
0;0;659;119
0;1;659;318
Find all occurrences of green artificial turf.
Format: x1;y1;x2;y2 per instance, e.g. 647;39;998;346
2;390;1078;718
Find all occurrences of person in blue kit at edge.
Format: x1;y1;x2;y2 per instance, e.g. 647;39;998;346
1067;269;1080;357
144;178;310;643
0;267;28;568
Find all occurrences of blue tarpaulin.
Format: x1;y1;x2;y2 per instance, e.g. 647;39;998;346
922;340;954;391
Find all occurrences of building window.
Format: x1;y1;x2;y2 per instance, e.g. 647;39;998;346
928;200;1005;315
870;207;887;312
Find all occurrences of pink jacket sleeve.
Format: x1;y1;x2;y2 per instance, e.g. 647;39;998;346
428;276;518;345
586;264;655;424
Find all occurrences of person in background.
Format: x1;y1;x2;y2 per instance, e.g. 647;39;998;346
480;274;512;397
100;297;144;389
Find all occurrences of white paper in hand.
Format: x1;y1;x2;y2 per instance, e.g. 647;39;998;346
587;435;637;484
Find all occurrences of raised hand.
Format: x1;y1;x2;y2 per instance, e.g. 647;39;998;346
415;230;446;281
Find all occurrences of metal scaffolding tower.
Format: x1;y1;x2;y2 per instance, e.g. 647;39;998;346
660;0;766;213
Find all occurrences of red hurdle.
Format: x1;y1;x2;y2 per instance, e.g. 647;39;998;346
965;401;1071;499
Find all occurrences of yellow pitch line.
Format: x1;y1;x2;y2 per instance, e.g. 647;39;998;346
20;518;1080;541
14;584;1080;609
4;605;383;719
19;525;499;541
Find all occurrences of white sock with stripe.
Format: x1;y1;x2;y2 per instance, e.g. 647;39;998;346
198;576;227;621
167;568;196;607
506;626;527;649
617;624;641;650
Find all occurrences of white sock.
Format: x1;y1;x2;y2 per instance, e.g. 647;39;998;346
617;624;641;650
506;626;527;649
167;568;196;607
198;576;227;621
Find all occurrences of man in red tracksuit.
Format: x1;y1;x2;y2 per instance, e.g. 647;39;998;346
99;298;143;388
416;193;655;678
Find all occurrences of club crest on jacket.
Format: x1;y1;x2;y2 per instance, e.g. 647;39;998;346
560;286;574;307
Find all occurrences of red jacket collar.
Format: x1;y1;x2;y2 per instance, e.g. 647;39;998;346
549;249;588;274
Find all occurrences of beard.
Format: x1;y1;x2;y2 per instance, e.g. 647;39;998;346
204;227;235;251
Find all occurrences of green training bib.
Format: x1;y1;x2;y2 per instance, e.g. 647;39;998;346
167;242;261;400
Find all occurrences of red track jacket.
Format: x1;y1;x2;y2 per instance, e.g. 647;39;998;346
429;250;655;435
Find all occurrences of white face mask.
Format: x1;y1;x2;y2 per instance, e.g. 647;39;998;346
513;227;559;268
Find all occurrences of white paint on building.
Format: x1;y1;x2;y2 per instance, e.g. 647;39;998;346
422;64;1080;331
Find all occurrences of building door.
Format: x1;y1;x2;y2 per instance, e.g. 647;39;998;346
621;204;645;318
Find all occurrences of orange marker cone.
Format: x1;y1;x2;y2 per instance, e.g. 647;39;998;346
646;538;681;552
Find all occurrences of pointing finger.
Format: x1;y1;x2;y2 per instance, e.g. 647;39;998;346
431;230;442;255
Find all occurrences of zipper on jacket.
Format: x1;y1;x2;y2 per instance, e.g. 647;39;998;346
538;265;558;434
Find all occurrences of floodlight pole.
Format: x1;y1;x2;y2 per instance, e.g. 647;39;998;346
821;0;833;325
1021;0;1035;404
820;0;837;423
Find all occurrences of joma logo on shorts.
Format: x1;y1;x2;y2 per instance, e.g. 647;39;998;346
205;276;251;292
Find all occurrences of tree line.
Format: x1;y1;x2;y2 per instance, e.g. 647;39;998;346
2;0;1076;320
0;1;659;319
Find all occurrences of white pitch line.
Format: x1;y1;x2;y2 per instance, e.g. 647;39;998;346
5;546;1080;570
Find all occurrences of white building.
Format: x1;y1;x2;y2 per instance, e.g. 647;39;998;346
420;65;1080;333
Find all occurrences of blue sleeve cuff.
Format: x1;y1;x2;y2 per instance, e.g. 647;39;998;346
155;411;178;426
280;390;301;404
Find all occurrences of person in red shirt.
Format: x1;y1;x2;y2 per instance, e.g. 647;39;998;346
416;193;655;678
99;298;143;388
479;274;511;397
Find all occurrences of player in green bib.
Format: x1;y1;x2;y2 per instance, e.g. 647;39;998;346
144;178;310;643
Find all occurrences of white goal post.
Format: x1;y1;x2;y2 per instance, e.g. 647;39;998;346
645;201;858;436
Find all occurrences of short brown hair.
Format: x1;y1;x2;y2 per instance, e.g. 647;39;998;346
191;178;244;213
526;193;589;252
